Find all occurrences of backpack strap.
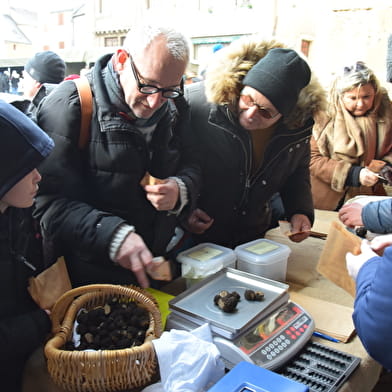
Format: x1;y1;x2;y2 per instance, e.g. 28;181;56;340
73;76;93;149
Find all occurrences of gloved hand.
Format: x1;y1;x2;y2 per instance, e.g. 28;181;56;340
346;240;378;280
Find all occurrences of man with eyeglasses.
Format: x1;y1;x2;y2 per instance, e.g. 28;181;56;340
183;39;326;249
32;23;199;288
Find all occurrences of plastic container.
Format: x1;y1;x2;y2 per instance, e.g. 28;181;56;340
208;361;308;392
177;243;236;287
234;238;291;282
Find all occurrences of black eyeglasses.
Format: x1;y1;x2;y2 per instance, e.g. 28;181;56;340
343;61;366;75
240;94;280;119
129;56;184;99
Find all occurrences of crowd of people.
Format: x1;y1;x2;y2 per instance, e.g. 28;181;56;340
1;21;392;391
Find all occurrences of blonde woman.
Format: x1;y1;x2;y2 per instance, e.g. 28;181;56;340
310;62;392;210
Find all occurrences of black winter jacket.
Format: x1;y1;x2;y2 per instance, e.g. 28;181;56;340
185;82;315;248
34;54;198;286
0;207;51;391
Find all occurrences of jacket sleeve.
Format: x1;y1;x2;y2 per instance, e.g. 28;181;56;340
353;246;392;370
309;136;352;192
362;199;392;234
34;81;125;262
0;309;50;361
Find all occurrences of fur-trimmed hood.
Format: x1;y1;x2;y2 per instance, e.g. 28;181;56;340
204;37;327;129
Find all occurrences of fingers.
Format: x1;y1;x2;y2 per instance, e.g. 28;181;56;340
145;181;179;211
338;203;364;227
115;233;153;288
129;247;153;288
193;208;213;222
370;234;392;253
187;208;214;234
359;168;379;187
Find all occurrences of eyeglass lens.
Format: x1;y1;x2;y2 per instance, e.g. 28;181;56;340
129;56;183;98
241;95;276;119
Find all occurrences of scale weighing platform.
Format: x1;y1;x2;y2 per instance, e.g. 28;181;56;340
166;268;315;371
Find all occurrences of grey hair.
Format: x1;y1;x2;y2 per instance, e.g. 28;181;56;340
334;61;380;95
123;24;190;63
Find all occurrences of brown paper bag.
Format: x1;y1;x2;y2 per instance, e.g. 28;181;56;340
28;256;72;310
316;221;362;297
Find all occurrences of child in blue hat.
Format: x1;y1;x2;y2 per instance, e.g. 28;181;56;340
0;100;54;391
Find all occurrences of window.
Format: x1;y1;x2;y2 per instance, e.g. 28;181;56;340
301;39;311;57
58;13;64;25
104;37;119;47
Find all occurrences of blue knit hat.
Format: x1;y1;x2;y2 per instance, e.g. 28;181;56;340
243;48;311;117
0;100;54;199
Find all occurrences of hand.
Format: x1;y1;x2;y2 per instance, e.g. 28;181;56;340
370;234;392;254
187;208;214;234
338;202;364;228
359;168;379;187
346;240;377;279
288;214;311;243
114;232;153;288
145;179;179;211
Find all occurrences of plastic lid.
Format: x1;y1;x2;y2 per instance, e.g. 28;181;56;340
235;239;290;265
177;242;236;269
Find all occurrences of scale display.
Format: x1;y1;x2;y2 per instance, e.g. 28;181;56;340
213;302;314;370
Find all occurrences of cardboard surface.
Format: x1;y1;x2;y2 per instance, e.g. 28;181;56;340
290;291;355;343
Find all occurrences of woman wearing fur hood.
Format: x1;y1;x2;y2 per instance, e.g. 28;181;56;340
183;37;326;248
310;61;392;211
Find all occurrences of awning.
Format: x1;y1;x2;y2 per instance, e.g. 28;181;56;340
191;35;244;44
0;57;29;67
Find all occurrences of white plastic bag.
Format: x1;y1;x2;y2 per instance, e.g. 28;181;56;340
142;324;225;392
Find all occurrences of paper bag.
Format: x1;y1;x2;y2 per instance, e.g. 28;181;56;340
28;256;72;310
316;221;361;297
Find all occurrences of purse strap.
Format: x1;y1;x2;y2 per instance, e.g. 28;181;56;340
73;76;93;149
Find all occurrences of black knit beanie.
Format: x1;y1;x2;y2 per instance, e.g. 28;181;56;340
25;51;66;84
242;48;311;117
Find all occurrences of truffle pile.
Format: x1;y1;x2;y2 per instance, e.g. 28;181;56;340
64;297;150;351
214;289;265;313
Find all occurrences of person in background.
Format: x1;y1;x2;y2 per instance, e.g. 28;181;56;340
0;71;10;93
183;38;325;248
339;40;392;234
310;61;392;211
10;70;20;94
346;234;392;370
22;51;66;118
0;100;54;392
34;23;198;289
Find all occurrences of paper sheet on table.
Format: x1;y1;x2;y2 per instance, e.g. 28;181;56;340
290;291;355;343
316;221;361;297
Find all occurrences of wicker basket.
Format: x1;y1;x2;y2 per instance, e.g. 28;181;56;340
45;284;162;392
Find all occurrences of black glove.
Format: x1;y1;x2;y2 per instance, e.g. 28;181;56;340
379;164;392;185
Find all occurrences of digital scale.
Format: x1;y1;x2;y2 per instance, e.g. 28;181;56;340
166;268;315;371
